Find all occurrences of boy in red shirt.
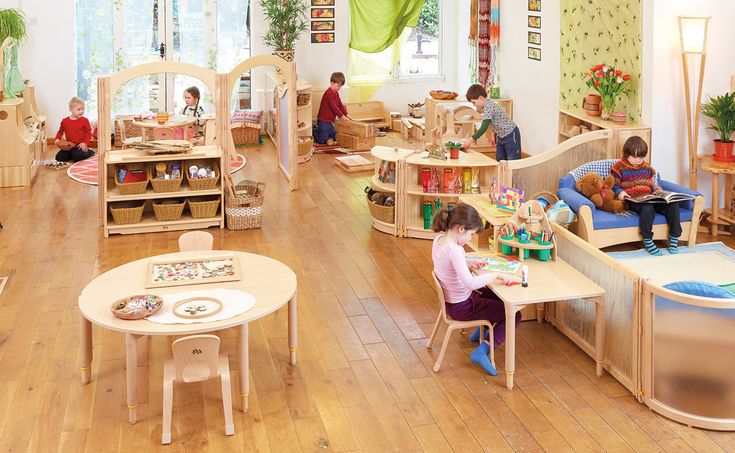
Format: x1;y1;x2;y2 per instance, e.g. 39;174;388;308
314;72;351;145
55;96;95;162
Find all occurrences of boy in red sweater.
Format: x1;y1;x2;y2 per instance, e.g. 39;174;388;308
314;72;351;145
55;97;95;162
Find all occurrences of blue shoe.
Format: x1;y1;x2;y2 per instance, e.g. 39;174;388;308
469;327;490;343
469;342;497;376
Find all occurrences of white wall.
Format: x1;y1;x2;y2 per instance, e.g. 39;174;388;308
494;0;561;156
643;0;735;205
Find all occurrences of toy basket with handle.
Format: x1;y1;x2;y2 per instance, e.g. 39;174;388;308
225;179;266;230
231;122;261;145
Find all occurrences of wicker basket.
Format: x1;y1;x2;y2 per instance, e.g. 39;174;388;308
152;199;185;221
187;196;221;218
148;162;183;193
297;136;313;156
225;181;266;230
114;163;149;195
365;188;395;224
185;160;220;190
110;201;145;225
297;91;311;106
113;116;143;148
231;122;261;145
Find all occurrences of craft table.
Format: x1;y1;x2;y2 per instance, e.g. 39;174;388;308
698;155;735;236
479;258;606;390
78;250;297;424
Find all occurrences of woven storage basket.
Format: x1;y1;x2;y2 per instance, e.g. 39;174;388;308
225;181;266;230
297;91;311;106
365;189;395;224
114;163;149;195
231;122;261;145
185;160;220;190
152;199;185;221
113;117;143;148
297;136;313;156
188;196;221;218
148;162;183;193
110;201;145;225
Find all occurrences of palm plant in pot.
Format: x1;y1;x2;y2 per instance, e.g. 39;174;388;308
259;0;309;64
0;8;27;101
701;92;735;162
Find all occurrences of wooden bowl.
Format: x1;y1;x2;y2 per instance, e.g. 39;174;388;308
429;90;458;100
111;295;164;320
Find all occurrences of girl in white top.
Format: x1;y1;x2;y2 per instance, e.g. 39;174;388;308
182;86;205;145
431;204;521;375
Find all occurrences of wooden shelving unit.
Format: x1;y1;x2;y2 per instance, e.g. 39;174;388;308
266;73;314;164
0;84;46;187
558;109;652;160
369;146;499;239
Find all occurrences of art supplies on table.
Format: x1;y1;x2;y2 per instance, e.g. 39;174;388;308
146;253;242;288
468;255;522;274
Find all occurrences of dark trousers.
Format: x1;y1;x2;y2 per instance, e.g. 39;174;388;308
495;126;521;161
313;120;336;144
628;201;682;239
55;146;94;162
445;287;521;347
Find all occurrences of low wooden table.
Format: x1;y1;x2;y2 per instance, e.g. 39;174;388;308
479;258;606;390
698;155;735;236
78;250;297;424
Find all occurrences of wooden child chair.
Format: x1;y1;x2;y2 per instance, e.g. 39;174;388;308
178;231;214;252
162;334;234;444
116;118;142;149
153;127;176;141
426;271;495;372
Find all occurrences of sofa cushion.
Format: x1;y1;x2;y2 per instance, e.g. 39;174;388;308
569;159;660;184
664;281;735;299
232;109;262;124
592;206;694;230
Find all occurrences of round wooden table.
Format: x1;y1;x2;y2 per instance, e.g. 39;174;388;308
133;118;196;141
699;155;735;236
78;250;297;423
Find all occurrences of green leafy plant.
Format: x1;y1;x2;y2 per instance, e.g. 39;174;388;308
0;8;27;44
417;0;439;37
444;140;463;150
259;0;309;51
701;92;735;143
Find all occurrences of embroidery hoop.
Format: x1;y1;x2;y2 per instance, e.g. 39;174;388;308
172;296;224;319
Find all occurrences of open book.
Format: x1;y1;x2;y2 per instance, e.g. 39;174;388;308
628;190;696;204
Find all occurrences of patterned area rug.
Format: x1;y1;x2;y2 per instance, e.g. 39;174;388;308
66;153;247;186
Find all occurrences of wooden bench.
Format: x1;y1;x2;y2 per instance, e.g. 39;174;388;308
345;101;391;129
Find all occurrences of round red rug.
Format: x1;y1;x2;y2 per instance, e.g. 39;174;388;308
67;152;246;186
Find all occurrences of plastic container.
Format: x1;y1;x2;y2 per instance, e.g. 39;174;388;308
517;234;531;259
536;241;552;261
500;235;514;255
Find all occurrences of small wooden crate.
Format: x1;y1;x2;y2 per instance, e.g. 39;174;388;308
334;155;373;173
231;122;261;145
336;132;375;150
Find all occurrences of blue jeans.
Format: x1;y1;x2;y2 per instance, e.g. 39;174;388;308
496;126;521;161
313;120;336;144
56;146;95;162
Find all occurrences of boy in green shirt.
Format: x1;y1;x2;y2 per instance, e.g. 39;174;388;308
462;84;521;161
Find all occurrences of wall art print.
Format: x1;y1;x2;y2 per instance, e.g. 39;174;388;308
528;31;541;45
528;15;541;29
528;47;541;61
311;7;334;18
311;20;334;31
560;0;642;121
311;32;335;43
311;0;334;5
529;0;540;12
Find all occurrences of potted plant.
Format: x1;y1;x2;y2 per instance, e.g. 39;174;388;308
584;64;631;120
701;92;735;162
0;8;27;101
259;0;309;63
444;140;463;159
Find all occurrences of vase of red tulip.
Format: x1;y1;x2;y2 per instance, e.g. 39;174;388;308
585;64;631;121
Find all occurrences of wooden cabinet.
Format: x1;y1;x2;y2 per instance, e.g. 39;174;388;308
0;84;46;187
558;109;652;160
265;72;313;163
369;146;499;239
102;146;224;236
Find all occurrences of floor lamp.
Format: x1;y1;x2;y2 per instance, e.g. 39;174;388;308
678;16;710;190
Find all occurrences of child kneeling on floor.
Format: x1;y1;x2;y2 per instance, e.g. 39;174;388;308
314;72;351;145
55;96;95;162
431;204;521;375
612;136;682;255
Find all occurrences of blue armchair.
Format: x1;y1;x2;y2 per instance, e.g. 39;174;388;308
557;159;705;248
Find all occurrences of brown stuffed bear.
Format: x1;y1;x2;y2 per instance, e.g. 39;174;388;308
575;172;625;213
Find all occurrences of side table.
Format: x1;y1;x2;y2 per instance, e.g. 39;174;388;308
698;155;735;236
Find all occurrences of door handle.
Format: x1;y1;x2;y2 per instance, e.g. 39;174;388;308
159;42;166;59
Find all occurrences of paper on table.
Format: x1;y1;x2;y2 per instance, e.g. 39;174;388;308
146;288;255;324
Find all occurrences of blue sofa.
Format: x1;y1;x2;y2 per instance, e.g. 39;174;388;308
557;159;705;248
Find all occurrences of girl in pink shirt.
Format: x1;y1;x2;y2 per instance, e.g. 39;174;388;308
432;205;521;375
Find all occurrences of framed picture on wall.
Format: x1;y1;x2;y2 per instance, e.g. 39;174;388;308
311;33;335;44
528;0;540;11
528;31;541;45
311;7;334;18
528;47;541;61
311;0;335;5
528;15;541;29
311;20;335;31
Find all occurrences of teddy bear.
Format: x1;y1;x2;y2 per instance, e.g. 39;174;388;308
575;172;625;213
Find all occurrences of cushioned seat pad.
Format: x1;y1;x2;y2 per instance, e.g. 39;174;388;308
593;207;694;230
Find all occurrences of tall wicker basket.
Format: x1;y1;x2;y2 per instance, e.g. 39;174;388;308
225;181;265;230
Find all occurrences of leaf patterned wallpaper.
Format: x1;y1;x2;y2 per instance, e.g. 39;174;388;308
560;0;642;121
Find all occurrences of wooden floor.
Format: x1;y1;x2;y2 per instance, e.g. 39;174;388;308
0;134;733;453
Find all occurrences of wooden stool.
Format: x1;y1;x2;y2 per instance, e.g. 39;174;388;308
162;334;234;444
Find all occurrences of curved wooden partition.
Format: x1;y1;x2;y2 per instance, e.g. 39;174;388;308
641;281;735;430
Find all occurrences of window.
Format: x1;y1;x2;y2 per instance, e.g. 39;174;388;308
350;0;441;83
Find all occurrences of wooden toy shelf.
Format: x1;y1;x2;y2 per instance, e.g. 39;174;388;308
558;109;651;160
0;84;46;187
369;146;499;239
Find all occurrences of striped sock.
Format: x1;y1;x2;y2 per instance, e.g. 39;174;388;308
668;236;680;254
642;237;662;256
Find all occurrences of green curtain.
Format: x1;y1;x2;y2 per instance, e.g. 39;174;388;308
4;44;25;99
349;0;425;53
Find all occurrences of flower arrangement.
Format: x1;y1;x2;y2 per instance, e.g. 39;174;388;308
585;64;631;119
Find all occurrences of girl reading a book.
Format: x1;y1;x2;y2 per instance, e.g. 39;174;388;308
612;136;682;255
431;204;521;375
